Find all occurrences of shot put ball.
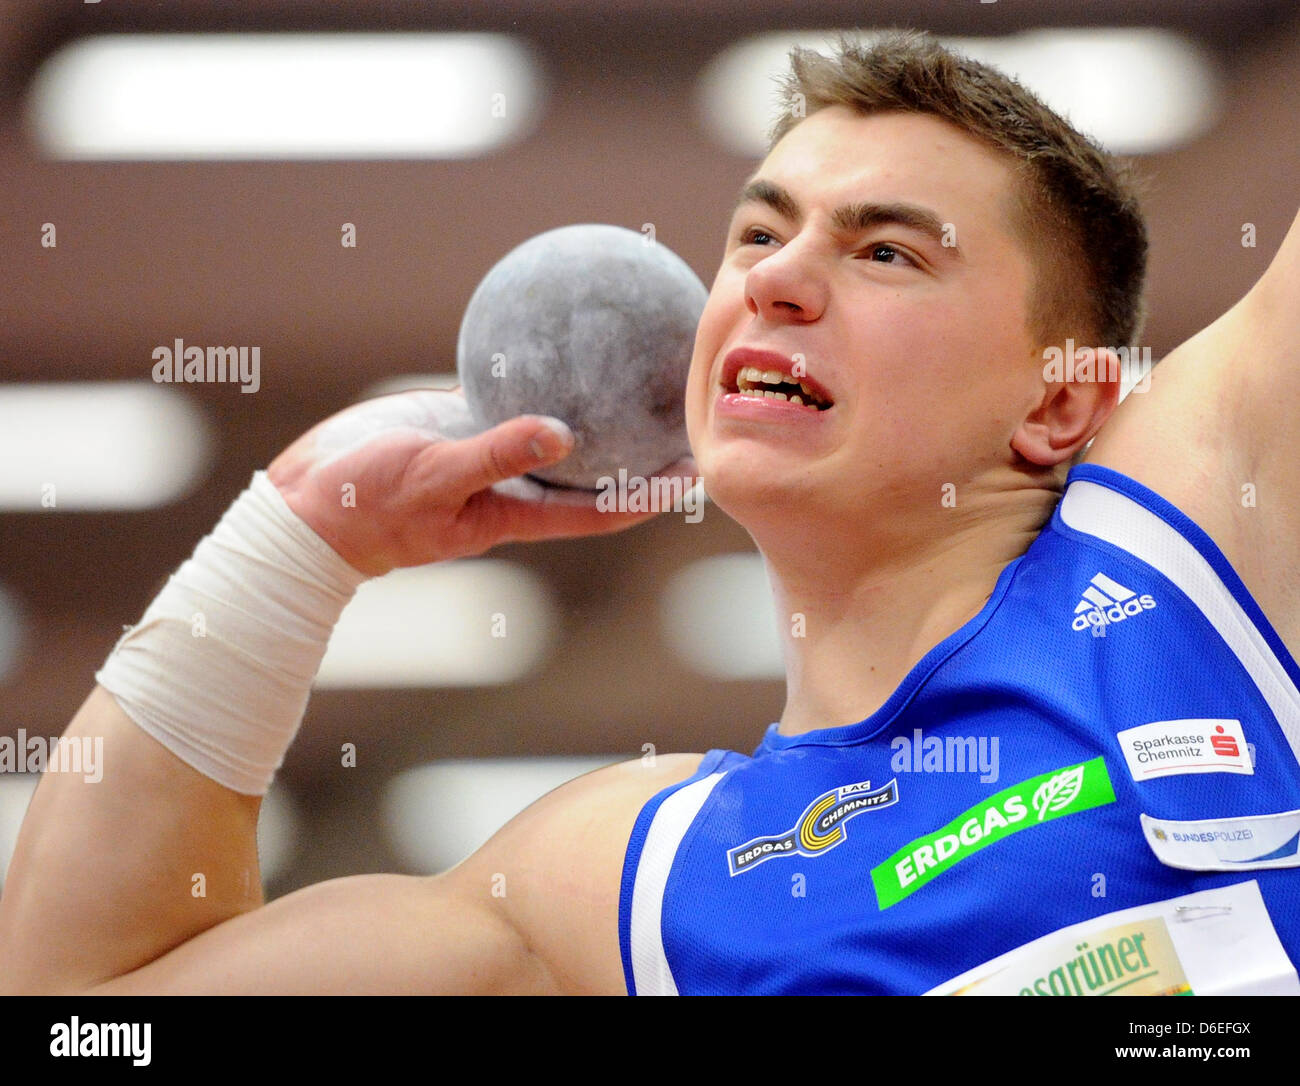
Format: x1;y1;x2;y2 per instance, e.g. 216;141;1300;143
456;223;708;490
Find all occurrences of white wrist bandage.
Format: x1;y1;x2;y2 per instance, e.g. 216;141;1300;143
95;471;367;795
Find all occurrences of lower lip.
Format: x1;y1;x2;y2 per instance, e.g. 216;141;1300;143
715;391;832;421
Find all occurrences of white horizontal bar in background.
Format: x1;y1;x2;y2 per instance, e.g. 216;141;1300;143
26;33;544;160
314;560;558;688
0;382;212;511
383;756;617;873
699;28;1220;157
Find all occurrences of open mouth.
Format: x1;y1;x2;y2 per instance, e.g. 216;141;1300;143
725;365;833;410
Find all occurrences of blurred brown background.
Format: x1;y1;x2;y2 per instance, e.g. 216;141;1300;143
1;0;1297;894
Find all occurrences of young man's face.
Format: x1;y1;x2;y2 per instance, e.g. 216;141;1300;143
685;106;1047;534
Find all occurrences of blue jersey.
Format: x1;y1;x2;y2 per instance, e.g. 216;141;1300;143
619;464;1300;995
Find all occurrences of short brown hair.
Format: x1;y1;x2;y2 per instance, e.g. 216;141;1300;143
769;30;1149;352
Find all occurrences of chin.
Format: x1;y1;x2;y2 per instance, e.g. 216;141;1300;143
699;447;810;521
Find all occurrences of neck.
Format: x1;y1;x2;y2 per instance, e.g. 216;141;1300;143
761;480;1061;737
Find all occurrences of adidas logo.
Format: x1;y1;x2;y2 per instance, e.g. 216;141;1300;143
1071;572;1156;632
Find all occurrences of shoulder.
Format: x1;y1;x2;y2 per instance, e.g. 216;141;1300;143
444;751;709;994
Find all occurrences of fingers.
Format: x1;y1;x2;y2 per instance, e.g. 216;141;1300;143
424;415;576;503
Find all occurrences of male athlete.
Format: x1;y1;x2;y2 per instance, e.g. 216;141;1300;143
2;32;1298;995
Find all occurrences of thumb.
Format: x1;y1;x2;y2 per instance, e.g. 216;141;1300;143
440;415;575;500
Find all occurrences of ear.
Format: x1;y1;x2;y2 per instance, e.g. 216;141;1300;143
1011;346;1122;467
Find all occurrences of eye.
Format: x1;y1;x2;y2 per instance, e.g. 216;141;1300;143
738;226;778;247
864;243;913;265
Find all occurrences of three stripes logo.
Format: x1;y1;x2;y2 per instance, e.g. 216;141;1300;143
1072;572;1156;632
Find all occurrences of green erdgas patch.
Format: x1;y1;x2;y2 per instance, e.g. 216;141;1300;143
870;757;1115;909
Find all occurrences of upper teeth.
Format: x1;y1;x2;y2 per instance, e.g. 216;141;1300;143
735;365;821;406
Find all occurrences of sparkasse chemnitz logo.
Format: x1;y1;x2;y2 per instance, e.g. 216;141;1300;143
726;779;899;876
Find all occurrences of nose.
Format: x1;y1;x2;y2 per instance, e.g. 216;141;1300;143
744;234;829;324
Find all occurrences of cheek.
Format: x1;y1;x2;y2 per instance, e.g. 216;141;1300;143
695;269;743;347
851;296;968;398
872;293;1036;456
838;297;1008;458
686;278;742;395
884;286;1027;389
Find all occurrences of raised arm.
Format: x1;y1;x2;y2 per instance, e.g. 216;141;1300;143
1084;206;1300;650
0;389;699;994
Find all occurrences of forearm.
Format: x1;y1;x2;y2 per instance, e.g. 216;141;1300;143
0;686;262;993
0;473;362;993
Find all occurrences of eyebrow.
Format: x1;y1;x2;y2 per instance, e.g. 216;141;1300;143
733;179;961;257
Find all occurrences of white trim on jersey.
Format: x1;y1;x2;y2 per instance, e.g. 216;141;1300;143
629;770;727;995
1060;480;1300;768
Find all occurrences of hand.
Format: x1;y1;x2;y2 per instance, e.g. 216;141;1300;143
266;388;697;577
